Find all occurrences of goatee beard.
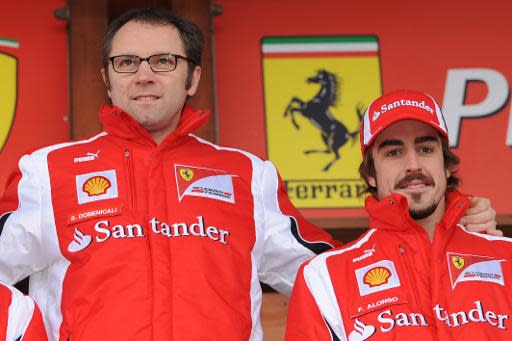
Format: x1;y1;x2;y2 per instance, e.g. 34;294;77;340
409;202;438;220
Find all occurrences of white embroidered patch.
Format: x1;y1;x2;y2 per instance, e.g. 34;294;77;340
76;169;118;204
447;252;506;289
175;164;235;203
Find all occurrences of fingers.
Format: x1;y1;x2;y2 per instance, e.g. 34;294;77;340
462;196;502;236
464;221;498;234
464;196;492;216
487;228;504;237
459;209;496;226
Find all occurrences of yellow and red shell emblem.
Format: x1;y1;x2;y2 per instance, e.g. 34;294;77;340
363;266;391;287
82;176;111;196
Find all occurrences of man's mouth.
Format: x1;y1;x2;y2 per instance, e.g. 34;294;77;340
133;95;160;102
395;173;434;190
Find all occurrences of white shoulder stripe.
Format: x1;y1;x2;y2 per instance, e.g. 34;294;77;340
310;228;377;265
457;224;512;242
303;229;377;340
188;134;264;164
30;131;107;156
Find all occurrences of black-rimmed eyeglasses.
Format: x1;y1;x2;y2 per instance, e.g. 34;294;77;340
108;53;192;73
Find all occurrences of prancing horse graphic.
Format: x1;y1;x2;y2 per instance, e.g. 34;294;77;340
284;69;364;172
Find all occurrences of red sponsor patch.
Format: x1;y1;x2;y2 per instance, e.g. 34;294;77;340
68;205;122;224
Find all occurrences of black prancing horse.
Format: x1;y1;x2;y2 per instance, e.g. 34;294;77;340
284;69;364;172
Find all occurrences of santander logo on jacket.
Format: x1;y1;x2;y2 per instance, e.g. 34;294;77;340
67;215;231;253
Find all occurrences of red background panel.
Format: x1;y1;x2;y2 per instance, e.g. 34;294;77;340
0;1;69;195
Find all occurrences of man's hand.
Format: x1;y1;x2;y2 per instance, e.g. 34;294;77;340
460;197;502;236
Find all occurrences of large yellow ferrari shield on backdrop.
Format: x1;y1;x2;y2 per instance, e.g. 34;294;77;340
0;49;17;151
262;36;382;208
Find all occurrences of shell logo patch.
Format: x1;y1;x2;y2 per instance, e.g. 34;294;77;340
83;176;111;196
363;266;391;287
355;260;400;296
175;164;235;203
76;170;118;204
447;252;506;289
179;168;194;181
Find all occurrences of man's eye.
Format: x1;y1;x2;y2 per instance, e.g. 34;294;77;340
418;146;433;153
385;149;401;157
118;58;134;66
157;57;172;65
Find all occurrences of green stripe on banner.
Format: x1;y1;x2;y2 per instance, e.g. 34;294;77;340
262;36;377;45
0;38;19;48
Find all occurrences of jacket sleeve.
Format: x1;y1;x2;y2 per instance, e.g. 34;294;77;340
4;282;48;341
285;263;337;340
257;161;342;296
0;153;57;283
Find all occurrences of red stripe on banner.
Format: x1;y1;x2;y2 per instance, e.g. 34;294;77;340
263;51;378;58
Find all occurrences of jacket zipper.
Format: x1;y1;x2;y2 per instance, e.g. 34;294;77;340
398;244;421;309
124;149;135;209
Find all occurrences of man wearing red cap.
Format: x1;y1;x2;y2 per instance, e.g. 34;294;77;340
285;90;512;340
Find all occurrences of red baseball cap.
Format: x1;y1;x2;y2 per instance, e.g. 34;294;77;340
360;89;448;155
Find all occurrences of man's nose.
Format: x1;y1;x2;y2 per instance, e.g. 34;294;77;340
405;151;422;172
134;61;155;83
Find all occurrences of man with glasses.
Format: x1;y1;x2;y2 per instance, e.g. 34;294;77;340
0;8;499;341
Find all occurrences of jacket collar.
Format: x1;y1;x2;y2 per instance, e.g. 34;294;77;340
365;190;470;233
99;104;210;149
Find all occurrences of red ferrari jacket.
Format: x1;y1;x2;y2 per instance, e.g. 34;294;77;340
0;282;47;340
286;191;512;340
0;105;339;341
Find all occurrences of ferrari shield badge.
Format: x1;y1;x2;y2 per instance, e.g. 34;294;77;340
179;168;194;181
0;38;18;151
452;256;465;270
261;36;382;208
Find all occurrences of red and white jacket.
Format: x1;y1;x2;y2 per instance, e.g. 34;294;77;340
0;281;47;340
0;105;339;341
286;191;512;340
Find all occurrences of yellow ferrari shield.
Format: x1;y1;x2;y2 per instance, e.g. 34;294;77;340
452;256;465;270
262;36;382;208
179;168;194;181
0;51;16;151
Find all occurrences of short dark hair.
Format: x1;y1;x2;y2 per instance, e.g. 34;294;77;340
359;135;460;195
102;8;204;88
